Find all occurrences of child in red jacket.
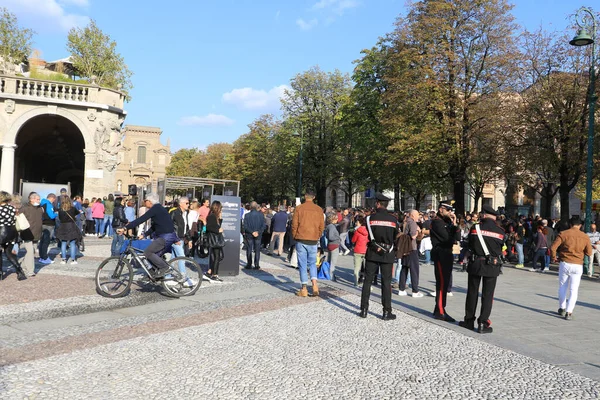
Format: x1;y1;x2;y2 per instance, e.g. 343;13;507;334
351;216;369;286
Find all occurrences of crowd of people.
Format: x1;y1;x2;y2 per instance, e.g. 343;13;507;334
240;191;594;331
1;186;593;329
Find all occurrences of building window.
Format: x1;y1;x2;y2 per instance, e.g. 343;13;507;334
137;146;146;163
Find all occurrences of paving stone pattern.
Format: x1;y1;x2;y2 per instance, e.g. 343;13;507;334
0;237;598;399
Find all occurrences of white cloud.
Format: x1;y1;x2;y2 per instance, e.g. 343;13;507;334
178;114;235;127
312;0;360;15
2;0;89;31
222;85;289;111
59;0;89;6
296;18;318;31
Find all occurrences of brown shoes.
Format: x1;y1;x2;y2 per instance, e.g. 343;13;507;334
296;287;308;297
312;281;319;296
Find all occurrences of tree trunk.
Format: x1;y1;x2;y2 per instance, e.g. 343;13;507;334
453;180;465;215
540;184;554;220
472;190;482;214
400;188;406;211
414;193;422;211
317;185;327;208
346;180;353;208
394;183;400;212
559;182;571;222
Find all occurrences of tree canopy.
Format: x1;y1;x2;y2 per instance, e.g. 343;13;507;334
67;20;133;97
0;8;33;74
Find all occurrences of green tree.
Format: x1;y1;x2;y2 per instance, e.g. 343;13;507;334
513;27;596;220
67;20;133;96
382;0;520;214
341;45;391;206
281;66;352;205
166;148;201;176
0;8;33;74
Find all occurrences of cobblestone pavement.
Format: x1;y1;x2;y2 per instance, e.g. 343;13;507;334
0;238;598;399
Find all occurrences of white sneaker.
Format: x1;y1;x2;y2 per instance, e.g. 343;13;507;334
183;279;197;288
412;292;424;298
60;260;67;265
70;261;78;265
164;280;179;287
344;250;350;256
447;292;453;297
397;290;408;296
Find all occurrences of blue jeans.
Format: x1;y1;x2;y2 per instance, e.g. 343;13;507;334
104;215;114;236
515;243;524;264
171;241;186;275
533;249;547;270
424;250;431;265
296;242;318;285
111;234;125;256
61;240;77;261
393;259;411;286
94;218;104;235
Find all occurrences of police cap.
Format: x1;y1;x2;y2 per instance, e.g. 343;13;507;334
439;199;455;212
375;193;390;202
482;204;499;216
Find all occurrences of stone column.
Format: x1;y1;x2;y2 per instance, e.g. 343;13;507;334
0;144;16;192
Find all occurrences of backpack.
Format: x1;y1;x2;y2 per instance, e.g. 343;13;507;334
395;233;412;259
317;261;331;280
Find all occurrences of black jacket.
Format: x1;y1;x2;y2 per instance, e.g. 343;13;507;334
206;213;222;234
170;208;189;239
430;214;459;250
112;205;127;229
365;207;399;264
467;218;505;277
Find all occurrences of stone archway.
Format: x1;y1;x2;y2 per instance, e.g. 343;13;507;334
15;114;86;195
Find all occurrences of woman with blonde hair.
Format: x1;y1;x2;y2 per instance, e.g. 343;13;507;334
0;191;27;280
56;195;80;264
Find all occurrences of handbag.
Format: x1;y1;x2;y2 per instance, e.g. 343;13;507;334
207;231;225;249
15;213;30;232
452;243;461;255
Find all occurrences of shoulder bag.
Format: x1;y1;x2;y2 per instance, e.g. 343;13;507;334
15;213;30;232
207;231;225;249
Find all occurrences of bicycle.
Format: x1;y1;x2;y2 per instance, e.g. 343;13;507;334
95;234;202;298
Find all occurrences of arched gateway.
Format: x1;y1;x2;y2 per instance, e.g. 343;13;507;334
0;75;126;198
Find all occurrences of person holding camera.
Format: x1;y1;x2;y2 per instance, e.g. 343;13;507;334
430;200;460;322
459;204;504;334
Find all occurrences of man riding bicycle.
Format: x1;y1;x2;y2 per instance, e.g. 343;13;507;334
123;193;179;278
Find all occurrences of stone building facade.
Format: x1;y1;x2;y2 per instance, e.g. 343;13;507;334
0;74;171;199
114;125;171;194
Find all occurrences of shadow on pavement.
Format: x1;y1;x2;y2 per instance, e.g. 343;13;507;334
536;292;600;312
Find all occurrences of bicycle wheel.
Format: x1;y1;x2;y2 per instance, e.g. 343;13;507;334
163;257;202;297
95;256;134;298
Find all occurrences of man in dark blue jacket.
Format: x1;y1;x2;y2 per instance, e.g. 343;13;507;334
124;193;178;277
243;202;266;269
269;206;288;256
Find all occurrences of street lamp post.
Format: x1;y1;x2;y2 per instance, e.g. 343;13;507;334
570;6;597;233
294;126;304;199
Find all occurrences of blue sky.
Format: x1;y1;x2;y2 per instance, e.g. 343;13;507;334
0;0;595;151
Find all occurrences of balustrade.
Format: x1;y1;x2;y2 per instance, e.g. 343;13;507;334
0;75;125;109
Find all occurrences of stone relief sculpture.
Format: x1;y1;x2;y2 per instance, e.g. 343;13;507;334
95;119;125;172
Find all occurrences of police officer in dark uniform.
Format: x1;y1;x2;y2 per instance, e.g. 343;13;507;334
430;200;460;322
459;204;504;334
360;193;399;320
